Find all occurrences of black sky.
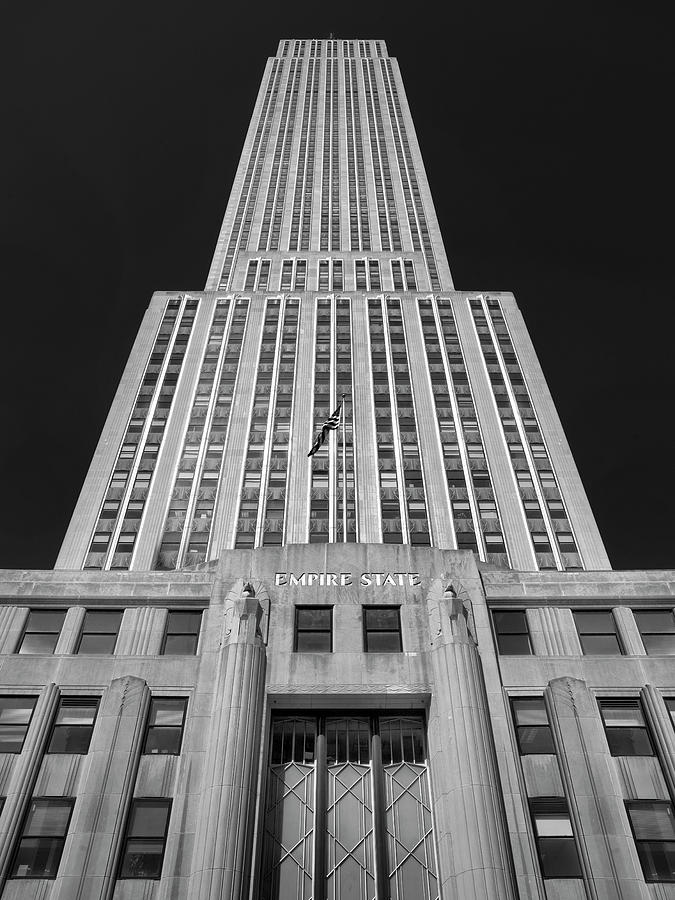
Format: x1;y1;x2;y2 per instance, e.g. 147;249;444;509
1;1;673;570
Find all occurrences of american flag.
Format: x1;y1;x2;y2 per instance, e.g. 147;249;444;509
307;403;342;457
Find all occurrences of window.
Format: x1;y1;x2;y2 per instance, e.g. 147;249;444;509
626;801;675;882
0;696;37;752
47;698;99;754
18;610;66;655
573;610;623;655
599;700;653;756
161;611;202;655
530;798;582;878
666;699;675;730
10;798;74;878
512;697;554;754
143;698;187;755
633;610;675;655
294;607;332;652
363;606;402;652
493;610;531;655
119;799;172;880
76;610;122;655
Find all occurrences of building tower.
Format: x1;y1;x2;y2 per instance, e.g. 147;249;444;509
0;38;674;900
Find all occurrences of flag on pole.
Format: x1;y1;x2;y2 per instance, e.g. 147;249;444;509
307;403;342;456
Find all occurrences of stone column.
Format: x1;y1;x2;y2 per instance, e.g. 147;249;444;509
641;685;675;801
54;606;85;655
545;676;648;900
188;585;267;900
527;607;581;656
51;675;151;900
0;607;28;655
0;682;59;889
612;608;645;656
427;586;517;900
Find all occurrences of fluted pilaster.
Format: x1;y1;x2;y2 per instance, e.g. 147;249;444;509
427;587;517;900
0;683;60;890
188;588;267;900
545;676;648;900
51;675;151;900
0;607;28;655
116;607;166;656
54;607;85;655
641;685;675;802
527;607;581;656
613;607;645;656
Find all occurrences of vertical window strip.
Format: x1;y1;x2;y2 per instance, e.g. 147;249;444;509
258;59;302;251
262;299;299;545
258;260;271;291
368;298;406;543
320;60;341;250
155;299;250;570
332;259;343;291
235;299;283;548
290;58;319;251
469;296;569;571
386;298;430;545
85;296;196;570
336;298;356;541
381;59;440;289
365;60;401;250
309;298;332;542
245;260;258;290
345;60;371;251
294;260;307;291
362;60;398;251
219;60;282;289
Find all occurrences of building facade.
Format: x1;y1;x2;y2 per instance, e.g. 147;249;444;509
0;37;674;900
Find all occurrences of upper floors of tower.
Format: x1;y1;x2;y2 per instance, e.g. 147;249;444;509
205;38;452;293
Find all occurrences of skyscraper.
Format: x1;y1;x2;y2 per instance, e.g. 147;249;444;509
0;38;673;900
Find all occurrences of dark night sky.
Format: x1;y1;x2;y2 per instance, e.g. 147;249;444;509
1;1;673;570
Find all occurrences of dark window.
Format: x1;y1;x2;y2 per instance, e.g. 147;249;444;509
47;698;99;754
294;607;332;652
10;798;74;879
599;700;653;756
493;610;532;655
17;611;66;655
633;611;675;656
118;799;172;880
530;798;582;878
574;611;623;655
666;699;675;730
143;698;187;755
161;611;202;655
512;698;554;754
627;801;675;882
0;696;37;753
77;610;122;655
363;606;402;652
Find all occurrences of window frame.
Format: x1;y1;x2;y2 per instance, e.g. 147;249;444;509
17;610;66;655
512;697;555;755
294;606;333;653
599;698;654;757
633;610;675;656
530;797;583;879
142;697;188;756
76;610;122;655
9;797;74;879
160;610;203;656
626;800;675;883
362;606;403;653
0;695;38;754
47;697;100;755
118;798;172;880
492;610;532;655
573;610;624;656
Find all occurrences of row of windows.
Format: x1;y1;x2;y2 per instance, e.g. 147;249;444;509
279;39;387;59
494;608;675;656
14;609;202;657
0;693;187;756
294;605;402;653
244;257;418;292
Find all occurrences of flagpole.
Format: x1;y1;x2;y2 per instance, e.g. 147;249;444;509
341;393;347;543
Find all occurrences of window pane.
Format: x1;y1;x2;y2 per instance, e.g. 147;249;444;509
535;815;574;837
493;611;528;634
635;841;675;881
628;804;675;841
518;725;555;754
497;633;531;655
538;837;582;878
144;728;182;755
48;727;93;754
163;634;198;655
0;698;36;725
12;837;65;878
601;704;644;727
19;634;59;655
513;699;548;726
119;841;165;879
78;633;117;654
127;801;170;838
149;700;185;727
54;701;97;727
296;631;331;652
296;608;331;630
0;727;28;753
364;607;400;630
26;612;65;632
642;634;675;656
24;800;72;837
606;728;653;756
166;611;202;634
634;611;675;634
574;611;615;634
365;631;402;652
82;611;122;633
580;634;621;655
